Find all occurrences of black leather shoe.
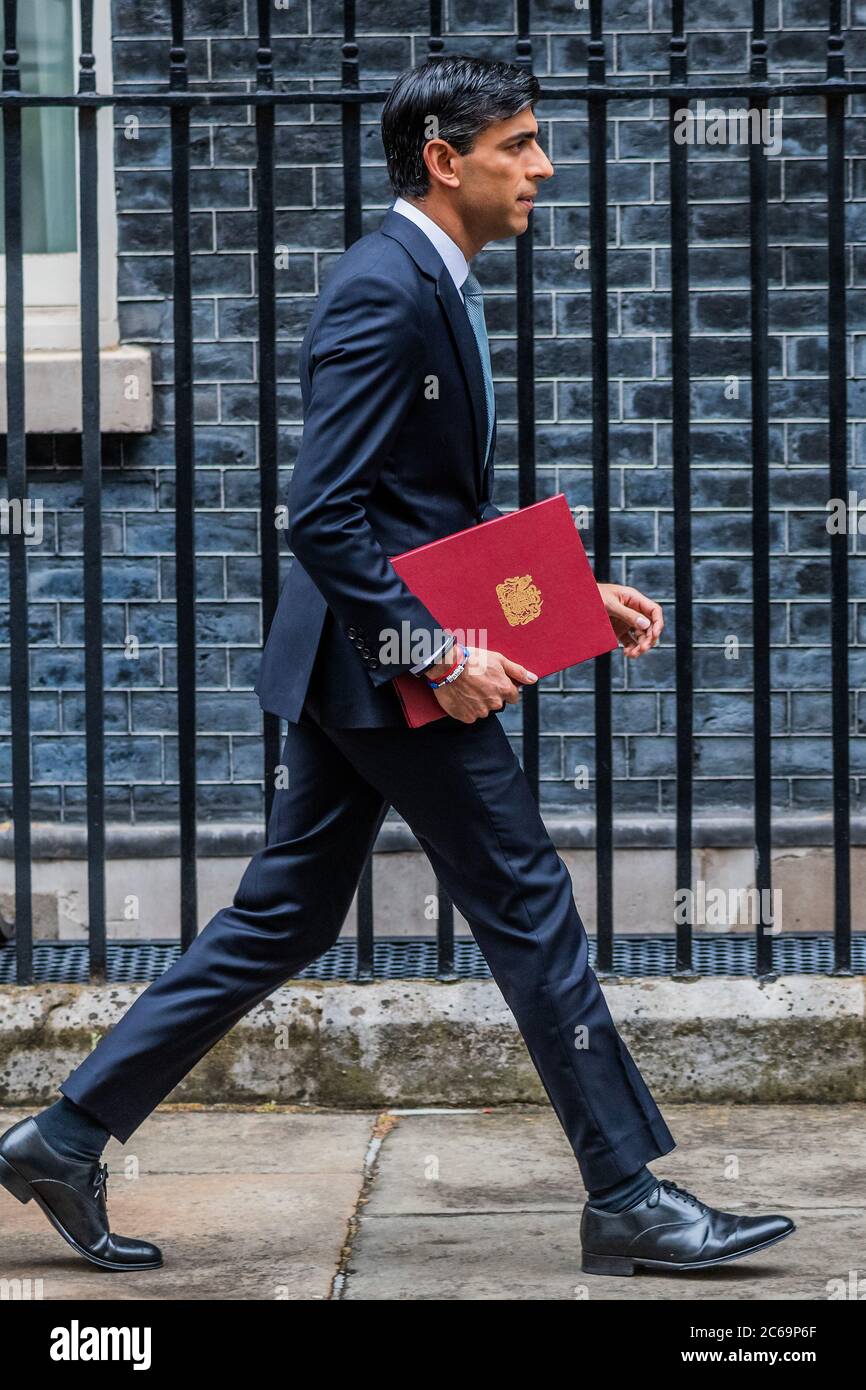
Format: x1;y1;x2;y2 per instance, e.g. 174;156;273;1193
0;1115;163;1271
581;1178;795;1276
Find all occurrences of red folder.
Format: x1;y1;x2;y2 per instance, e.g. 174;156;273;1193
389;493;618;727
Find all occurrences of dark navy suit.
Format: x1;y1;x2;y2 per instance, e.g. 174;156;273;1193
59;206;676;1190
255;204;504;727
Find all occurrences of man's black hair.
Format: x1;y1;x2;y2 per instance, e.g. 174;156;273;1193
381;55;541;200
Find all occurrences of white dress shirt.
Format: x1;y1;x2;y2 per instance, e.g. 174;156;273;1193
391;196;467;676
392;195;470;303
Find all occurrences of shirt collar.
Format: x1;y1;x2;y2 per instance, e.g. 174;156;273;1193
391;196;470;298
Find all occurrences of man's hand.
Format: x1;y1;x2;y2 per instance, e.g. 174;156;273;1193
597;582;664;659
426;646;538;723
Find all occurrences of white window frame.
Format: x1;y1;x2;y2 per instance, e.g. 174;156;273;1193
0;0;118;352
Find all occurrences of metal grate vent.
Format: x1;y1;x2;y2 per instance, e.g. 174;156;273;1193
0;934;863;984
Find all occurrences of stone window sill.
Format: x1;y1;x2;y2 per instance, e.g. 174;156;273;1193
0;345;152;433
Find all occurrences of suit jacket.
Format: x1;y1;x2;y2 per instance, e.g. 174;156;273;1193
254;204;504;728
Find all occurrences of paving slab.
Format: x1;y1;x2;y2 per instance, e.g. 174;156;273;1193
341;1102;866;1301
0;1106;377;1301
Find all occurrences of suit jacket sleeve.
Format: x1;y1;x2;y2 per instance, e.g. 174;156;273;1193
287;272;448;688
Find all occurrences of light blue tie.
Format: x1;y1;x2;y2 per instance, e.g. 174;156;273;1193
461;270;495;468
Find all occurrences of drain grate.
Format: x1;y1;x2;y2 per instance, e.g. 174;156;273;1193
0;933;863;984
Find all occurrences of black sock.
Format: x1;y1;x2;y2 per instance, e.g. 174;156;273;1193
587;1164;658;1212
33;1095;111;1164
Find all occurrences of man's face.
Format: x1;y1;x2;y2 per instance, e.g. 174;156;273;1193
453;108;554;240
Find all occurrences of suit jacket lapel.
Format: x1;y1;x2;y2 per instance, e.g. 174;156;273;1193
379;207;488;498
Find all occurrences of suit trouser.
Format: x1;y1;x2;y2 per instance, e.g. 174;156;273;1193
59;704;677;1190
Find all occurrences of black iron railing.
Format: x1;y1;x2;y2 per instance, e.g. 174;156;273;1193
0;0;859;984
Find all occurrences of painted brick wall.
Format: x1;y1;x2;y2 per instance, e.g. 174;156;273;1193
2;0;865;821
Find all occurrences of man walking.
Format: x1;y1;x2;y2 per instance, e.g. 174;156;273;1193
0;55;794;1279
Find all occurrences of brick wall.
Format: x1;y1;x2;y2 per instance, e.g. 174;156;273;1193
3;0;864;821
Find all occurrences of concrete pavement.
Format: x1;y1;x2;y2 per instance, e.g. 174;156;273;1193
0;1102;863;1300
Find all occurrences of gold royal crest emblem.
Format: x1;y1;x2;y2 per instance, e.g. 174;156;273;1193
496;573;543;626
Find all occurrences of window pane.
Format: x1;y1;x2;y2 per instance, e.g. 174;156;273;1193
0;0;77;254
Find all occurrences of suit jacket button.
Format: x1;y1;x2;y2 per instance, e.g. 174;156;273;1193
347;626;358;638
368;659;379;669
